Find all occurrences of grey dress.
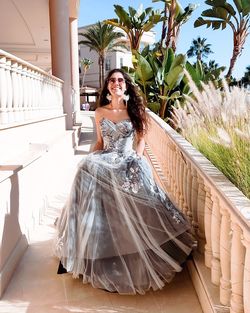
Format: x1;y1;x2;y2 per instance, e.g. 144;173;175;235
55;117;196;295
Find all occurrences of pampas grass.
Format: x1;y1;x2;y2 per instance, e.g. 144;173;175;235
171;71;250;199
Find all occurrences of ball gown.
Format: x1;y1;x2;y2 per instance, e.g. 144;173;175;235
55;117;196;295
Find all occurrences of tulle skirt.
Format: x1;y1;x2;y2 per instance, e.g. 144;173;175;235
55;150;196;295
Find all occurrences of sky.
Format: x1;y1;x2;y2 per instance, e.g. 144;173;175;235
78;0;250;79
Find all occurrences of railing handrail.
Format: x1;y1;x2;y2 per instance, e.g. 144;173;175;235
0;49;63;83
0;49;64;126
148;111;250;230
146;111;250;312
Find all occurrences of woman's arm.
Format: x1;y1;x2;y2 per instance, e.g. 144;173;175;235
92;108;104;152
135;132;145;157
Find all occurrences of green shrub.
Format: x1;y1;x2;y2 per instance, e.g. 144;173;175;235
171;74;250;199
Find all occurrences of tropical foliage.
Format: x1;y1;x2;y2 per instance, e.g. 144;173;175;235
79;22;127;88
194;0;250;78
153;0;197;52
240;65;250;87
79;58;93;88
185;59;226;88
187;36;213;62
104;4;163;55
171;75;250;198
126;47;187;119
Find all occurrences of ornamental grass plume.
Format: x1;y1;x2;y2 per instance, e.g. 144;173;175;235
171;72;250;199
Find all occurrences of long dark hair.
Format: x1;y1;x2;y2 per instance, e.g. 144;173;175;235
98;68;148;134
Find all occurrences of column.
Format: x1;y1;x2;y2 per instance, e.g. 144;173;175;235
70;17;80;124
49;0;73;129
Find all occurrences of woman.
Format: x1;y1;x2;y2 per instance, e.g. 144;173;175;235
55;68;196;295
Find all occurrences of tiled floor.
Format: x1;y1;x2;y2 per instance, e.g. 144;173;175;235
0;112;203;313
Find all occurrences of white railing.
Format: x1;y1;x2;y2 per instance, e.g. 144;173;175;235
146;111;250;313
0;49;64;126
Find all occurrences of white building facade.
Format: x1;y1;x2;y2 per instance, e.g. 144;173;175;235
78;24;156;89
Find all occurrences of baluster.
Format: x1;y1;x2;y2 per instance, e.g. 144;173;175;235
172;147;178;200
25;67;32;118
55;80;61;114
211;194;221;285
168;145;174;194
242;231;250;313
204;185;212;267
43;75;49;116
197;175;206;253
182;162;188;216
177;153;185;211
185;162;193;226
175;152;182;208
37;71;43;116
230;222;244;313
36;72;42;115
30;69;36;118
22;66;28;119
191;167;199;236
41;76;46;116
219;207;231;305
11;62;20;122
58;81;63;113
165;142;171;190
17;64;24;121
5;59;13;123
49;77;54;113
31;70;37;117
0;56;8;123
162;142;168;177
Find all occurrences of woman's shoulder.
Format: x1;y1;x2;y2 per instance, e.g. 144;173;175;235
95;105;110;113
95;106;105;112
95;106;110;121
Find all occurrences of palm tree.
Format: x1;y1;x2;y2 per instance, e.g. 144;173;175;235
194;0;250;78
153;0;197;53
206;60;219;71
105;5;163;54
241;65;250;87
79;58;93;88
187;37;213;62
79;22;127;89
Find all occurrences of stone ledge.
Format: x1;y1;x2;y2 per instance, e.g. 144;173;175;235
188;252;230;313
0;235;28;298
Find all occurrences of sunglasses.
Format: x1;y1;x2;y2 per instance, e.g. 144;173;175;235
108;77;125;84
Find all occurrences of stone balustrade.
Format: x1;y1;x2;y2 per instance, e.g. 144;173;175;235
0;49;63;126
146;111;250;313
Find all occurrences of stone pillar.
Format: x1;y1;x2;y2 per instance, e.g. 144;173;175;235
70;17;80;123
49;0;73;129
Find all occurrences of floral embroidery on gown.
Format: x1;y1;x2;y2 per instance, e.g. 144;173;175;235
55;117;196;295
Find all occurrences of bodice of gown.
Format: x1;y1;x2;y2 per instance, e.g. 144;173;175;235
100;118;135;154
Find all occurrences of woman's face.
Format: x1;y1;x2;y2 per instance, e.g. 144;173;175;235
107;72;126;97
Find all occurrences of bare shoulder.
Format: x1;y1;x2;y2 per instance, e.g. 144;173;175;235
96;106;109;113
95;107;104;118
95;106;110;118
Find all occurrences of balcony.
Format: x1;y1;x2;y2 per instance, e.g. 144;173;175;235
0;50;250;313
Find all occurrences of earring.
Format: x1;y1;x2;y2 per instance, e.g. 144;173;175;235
123;94;130;102
123;93;129;108
106;93;112;102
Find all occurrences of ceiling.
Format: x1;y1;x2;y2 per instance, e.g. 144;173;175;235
0;0;51;70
